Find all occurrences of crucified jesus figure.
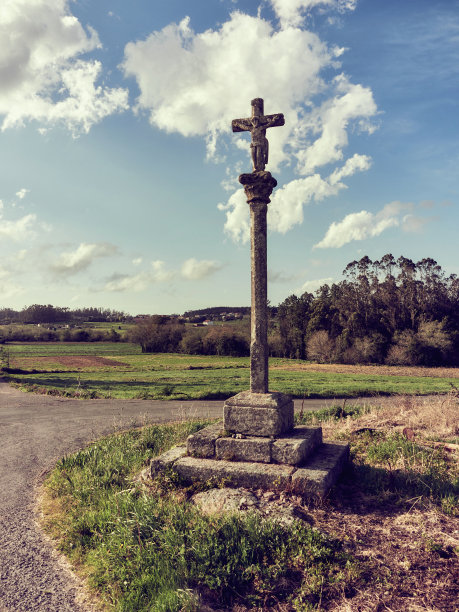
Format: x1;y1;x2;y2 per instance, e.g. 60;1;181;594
232;98;285;172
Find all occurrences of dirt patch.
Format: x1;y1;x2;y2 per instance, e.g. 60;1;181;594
309;485;459;612
16;355;128;369
272;362;459;378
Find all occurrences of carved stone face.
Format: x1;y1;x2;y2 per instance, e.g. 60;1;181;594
252;116;260;127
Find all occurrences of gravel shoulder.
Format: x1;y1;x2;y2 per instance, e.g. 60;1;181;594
0;380;224;612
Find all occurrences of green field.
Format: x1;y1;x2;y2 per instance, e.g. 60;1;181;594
2;342;458;400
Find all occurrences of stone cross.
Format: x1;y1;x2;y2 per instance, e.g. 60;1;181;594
232;98;284;393
232;98;285;172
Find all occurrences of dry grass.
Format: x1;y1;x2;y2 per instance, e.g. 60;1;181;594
296;393;459;611
318;393;459;444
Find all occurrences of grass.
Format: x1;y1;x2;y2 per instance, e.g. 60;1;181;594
3;343;458;400
296;393;459;514
41;421;357;611
40;395;459;610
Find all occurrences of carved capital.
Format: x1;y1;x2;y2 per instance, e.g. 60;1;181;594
239;171;277;204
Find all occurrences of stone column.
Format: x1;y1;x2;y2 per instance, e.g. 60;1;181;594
239;170;277;393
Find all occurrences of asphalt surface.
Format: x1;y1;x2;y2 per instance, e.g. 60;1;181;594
0;379;344;611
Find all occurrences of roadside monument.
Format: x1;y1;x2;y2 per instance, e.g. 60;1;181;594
151;99;349;496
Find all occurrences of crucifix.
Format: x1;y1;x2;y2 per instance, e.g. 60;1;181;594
232;98;285;172
231;98;285;395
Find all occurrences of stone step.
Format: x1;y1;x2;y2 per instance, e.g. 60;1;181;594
187;423;323;466
152;440;350;498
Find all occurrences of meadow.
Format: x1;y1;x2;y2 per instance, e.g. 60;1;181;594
1;342;458;400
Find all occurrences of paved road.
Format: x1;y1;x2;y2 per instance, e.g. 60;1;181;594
0;379;349;611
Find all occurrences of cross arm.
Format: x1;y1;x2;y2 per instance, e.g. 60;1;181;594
232;117;253;133
263;113;285;128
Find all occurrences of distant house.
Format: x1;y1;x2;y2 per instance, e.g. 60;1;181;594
203;320;214;326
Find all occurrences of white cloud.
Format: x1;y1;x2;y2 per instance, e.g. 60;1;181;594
0;212;37;241
314;201;413;248
104;272;150;293
151;260;176;282
181;258;222;280
103;257;222;291
132;257;143;266
296;77;377;174
221;154;371;241
122;12;337;168
269;0;357;29
52;242;118;274
401;214;430;233
297;276;334;293
0;0;128;133
15;188;30;200
218;189;250;242
269;173;338;234
328;153;372;185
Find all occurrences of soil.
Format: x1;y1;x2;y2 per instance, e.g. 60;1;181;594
15;355;128;369
272;362;459;379
309;481;459;612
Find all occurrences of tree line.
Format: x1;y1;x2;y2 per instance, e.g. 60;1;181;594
273;255;459;366
0;305;128;325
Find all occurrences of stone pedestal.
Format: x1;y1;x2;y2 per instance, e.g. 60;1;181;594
223;391;293;436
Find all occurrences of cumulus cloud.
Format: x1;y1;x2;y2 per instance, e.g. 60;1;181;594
0;0;128;133
52;242;118;274
296;77;377;174
221;154;372;241
0;211;37;241
181;258;223;280
314;201;414;248
122;11;338;168
104;272;150;292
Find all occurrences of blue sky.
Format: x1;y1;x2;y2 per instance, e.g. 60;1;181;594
0;0;458;315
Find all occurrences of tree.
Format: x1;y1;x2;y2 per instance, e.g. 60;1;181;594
129;316;185;353
306;330;335;363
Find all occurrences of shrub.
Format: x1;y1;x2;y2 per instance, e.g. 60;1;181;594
342;334;386;364
386;320;453;366
202;327;249;357
180;331;204;355
306;330;335;363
